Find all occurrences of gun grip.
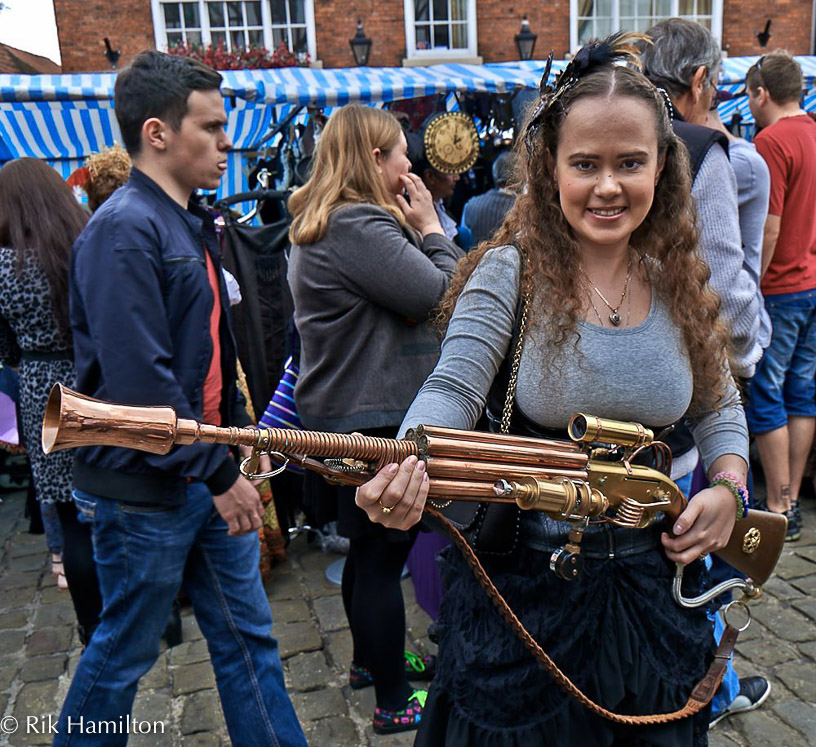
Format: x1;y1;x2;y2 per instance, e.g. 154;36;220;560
714;509;787;586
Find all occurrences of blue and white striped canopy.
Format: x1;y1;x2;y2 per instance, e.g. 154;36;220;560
1;57;814;200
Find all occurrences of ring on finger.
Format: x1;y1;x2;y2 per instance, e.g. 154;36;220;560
378;498;396;514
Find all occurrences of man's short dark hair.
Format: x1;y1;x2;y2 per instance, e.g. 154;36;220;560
114;50;223;156
491;151;514;188
747;50;803;105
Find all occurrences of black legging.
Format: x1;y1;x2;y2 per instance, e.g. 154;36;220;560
342;530;416;710
55;500;102;637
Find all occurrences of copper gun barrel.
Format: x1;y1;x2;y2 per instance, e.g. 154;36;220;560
425;456;588;483
415;424;584;454
416;434;588;469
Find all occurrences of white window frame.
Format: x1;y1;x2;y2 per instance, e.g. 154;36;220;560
151;0;317;62
403;0;478;61
569;0;723;53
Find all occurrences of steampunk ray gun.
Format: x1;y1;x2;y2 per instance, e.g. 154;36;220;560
43;384;786;603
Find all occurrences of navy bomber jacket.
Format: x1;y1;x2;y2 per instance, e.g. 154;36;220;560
70;168;251;505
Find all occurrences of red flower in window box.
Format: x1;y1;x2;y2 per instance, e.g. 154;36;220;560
168;40;308;70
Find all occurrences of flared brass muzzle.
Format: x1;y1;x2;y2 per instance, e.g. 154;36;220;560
42;384;180;455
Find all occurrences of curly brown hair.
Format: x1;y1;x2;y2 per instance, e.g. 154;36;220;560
437;43;730;413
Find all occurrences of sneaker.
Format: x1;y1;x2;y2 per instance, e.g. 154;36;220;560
372;690;427;735
350;652;437;689
785;504;801;542
349;662;374;690
709;676;771;728
404;651;436;681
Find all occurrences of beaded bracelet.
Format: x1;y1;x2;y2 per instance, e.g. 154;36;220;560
711;471;750;520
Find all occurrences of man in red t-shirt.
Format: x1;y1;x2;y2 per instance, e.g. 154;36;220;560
745;50;816;542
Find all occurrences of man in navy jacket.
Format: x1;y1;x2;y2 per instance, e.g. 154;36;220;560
57;51;306;746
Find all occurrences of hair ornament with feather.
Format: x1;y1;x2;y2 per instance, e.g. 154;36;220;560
524;32;652;154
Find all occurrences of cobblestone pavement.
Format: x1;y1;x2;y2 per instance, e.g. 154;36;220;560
1;486;815;746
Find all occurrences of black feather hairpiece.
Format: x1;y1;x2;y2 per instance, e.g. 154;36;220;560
524;32;650;155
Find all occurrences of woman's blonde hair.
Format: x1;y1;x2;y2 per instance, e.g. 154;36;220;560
289;105;405;245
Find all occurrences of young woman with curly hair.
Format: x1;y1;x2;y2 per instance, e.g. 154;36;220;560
356;34;748;746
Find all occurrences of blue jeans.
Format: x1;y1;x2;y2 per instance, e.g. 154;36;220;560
746;289;816;434
674;471;740;717
56;482;306;747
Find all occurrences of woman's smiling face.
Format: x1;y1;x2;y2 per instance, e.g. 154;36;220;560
552;95;664;256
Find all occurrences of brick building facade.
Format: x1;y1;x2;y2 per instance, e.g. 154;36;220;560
55;0;814;74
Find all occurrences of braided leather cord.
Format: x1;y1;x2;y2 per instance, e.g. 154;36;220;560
424;503;737;725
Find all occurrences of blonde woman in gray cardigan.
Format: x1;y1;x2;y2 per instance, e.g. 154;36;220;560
287;104;463;735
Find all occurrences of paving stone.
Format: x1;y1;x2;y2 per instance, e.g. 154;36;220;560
364;724;418;746
776;554;816;580
761;576;807;601
733;708;809;746
708;727;743;746
790;574;816;596
182;734;224;746
8;539;48;558
1;571;43;590
33;603;76;628
181;689;224;735
736;637;798;668
312;595;348;632
272;598;311;624
19;654;68;683
180;613;204;642
794;545;816;563
326;629;354;672
287;650;333;692
265;573;303;601
303;716;359;745
0;628;26;656
797;641;816;661
291;686;347;721
301;570;342;598
0;586;36;610
172;660;216;695
0;608;30;629
0;691;7;718
276;619;323;659
0;658;17;690
38;586;67;606
773;699;816;742
776;661;816;702
791;597;816;622
167;638;210;666
297;548;338;572
140;654;169;690
6;554;47;573
26;626;73;656
130;692;174;746
750;602;814;643
13;680;59;723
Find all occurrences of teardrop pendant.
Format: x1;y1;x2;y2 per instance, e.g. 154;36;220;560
609;311;622;327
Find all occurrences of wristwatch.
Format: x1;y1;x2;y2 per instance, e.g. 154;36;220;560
423;112;479;175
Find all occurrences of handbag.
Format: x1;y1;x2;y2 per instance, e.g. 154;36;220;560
427;265;531;555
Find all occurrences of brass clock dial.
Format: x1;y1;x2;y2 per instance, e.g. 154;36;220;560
423;112;479;175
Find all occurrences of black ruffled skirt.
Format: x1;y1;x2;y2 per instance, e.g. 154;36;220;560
416;545;713;747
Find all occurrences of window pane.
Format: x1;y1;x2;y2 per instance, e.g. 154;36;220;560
434;23;449;48
578;18;593;45
620;0;635;15
248;28;263;45
289;0;305;24
208;2;225;26
595;17;612;36
697;0;712;13
596;0;612;15
678;0;694;14
270;0;286;24
231;29;245;48
416;24;430;49
655;0;671;14
452;0;467;21
212;30;227;45
182;2;200;27
433;0;448;22
415;0;430;22
292;26;307;52
187;30;202;44
164;3;181;28
227;2;242;24
451;22;468;48
167;31;183;45
272;27;287;47
697;17;711;29
246;1;262;25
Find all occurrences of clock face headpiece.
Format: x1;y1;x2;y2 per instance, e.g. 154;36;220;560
422;112;479;175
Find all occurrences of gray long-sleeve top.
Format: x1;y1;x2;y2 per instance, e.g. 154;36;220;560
399;246;749;477
694;145;762;378
289;202;464;433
